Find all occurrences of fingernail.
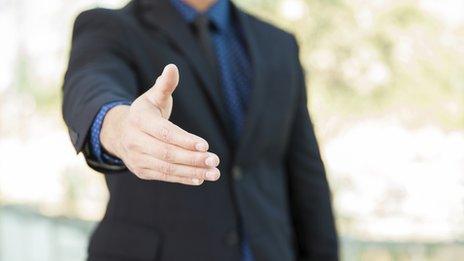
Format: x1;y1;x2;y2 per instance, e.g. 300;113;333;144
205;155;219;167
195;142;208;152
192;178;203;185
205;170;220;181
163;64;176;76
162;64;169;75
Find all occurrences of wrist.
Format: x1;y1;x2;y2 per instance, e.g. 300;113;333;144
100;104;130;159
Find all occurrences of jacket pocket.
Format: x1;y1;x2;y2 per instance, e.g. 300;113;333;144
88;220;161;260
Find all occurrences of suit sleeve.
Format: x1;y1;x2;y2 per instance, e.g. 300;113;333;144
62;9;138;170
286;37;339;261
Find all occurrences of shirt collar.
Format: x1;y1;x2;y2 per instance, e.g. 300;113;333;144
169;0;231;31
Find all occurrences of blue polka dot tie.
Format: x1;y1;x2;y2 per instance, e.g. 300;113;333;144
193;13;254;261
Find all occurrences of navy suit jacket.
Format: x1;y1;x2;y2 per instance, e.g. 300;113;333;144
62;0;338;260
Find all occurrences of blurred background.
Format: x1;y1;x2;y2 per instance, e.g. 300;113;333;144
0;0;463;260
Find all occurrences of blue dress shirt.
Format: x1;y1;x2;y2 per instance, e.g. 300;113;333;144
89;100;130;164
169;2;254;260
89;1;253;259
170;0;252;138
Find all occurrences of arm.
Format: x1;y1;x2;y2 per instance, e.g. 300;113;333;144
286;39;339;260
62;9;138;170
62;10;221;185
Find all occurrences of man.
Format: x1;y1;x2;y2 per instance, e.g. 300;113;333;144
62;0;338;260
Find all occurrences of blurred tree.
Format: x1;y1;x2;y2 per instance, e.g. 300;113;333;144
236;0;464;140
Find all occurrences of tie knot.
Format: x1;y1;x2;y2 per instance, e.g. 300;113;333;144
193;14;216;32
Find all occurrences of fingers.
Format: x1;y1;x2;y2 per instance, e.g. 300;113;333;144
126;130;219;167
139;112;209;152
133;154;220;181
151;141;219;168
137;64;209;152
124;63;221;187
144;64;179;108
123;64;221;186
133;132;219;168
122;130;221;185
137;169;205;186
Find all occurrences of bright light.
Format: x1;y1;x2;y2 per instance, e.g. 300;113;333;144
279;0;308;21
420;0;464;27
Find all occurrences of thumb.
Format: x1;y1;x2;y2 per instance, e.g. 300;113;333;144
145;64;179;108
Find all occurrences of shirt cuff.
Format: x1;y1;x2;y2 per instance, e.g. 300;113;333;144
89;101;131;165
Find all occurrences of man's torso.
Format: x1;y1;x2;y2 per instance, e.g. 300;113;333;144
81;1;301;260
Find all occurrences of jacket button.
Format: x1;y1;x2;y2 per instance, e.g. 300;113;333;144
232;166;243;181
224;230;240;246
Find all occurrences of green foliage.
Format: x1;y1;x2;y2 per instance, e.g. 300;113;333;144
237;0;464;137
17;0;464;133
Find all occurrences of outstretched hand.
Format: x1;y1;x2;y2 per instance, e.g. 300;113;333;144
101;64;220;185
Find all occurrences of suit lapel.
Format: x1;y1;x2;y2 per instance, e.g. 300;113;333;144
234;10;269;164
136;0;234;143
136;0;270;160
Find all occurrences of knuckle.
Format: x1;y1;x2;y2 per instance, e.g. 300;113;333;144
184;168;195;178
158;172;168;181
191;153;203;166
160;162;173;175
187;136;198;148
159;127;171;143
161;147;173;161
132;168;145;179
192;179;204;186
195;168;205;179
139;171;149;179
167;164;175;175
161;87;171;96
